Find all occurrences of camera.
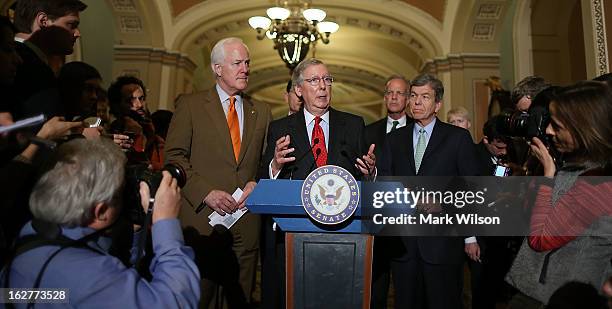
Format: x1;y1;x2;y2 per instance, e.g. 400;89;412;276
124;163;186;224
493;86;557;142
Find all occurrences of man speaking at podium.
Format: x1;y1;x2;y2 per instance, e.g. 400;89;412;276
258;58;376;308
261;58;376;180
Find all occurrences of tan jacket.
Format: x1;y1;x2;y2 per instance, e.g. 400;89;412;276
164;86;271;249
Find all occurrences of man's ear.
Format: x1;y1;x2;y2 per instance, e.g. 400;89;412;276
93;202;110;222
212;63;222;77
434;101;442;114
34;12;50;30
294;84;303;98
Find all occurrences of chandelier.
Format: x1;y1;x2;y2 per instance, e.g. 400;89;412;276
248;0;339;69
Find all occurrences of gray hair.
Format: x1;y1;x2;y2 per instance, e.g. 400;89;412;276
411;73;444;102
291;58;326;88
29;138;126;227
210;37;248;69
511;76;549;103
385;75;409;88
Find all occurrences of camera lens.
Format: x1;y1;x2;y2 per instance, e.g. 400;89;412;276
163;163;186;188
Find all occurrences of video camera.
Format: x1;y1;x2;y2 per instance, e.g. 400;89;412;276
493;86;558;143
123;163;186;224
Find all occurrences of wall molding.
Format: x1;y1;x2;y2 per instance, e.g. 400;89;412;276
592;0;609;75
113;45;197;72
421;53;501;74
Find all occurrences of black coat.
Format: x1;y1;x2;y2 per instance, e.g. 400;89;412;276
259;108;368;180
380;118;480;264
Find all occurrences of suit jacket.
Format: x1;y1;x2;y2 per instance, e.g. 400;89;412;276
365;118;387;169
380;118;480;264
475;141;496;176
259;107;367;180
10;42;59;119
164;87;271;249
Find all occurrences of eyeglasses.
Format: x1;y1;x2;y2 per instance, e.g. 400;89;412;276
384;90;408;97
304;76;334;87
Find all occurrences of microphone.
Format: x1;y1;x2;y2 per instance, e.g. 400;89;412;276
289;138;319;179
308;147;322;175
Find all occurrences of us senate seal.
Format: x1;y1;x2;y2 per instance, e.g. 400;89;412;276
301;165;360;225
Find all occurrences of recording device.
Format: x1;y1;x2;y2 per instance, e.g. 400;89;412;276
83;117;102;128
494;86;556;142
288;137;319;179
124;163;187;224
123;131;136;140
494;164;511;177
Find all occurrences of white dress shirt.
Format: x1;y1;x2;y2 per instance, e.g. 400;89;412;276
386;115;408;133
269;109;330;179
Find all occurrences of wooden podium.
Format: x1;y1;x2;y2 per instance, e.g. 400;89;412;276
247;179;373;309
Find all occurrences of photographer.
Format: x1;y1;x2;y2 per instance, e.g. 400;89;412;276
495;76;551;171
505;81;612;308
2;139;200;308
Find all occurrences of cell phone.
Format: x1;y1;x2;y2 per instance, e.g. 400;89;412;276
82;117;102;128
123;131;136;140
494;165;510;177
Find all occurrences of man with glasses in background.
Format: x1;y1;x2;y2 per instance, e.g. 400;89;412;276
365;74;411;309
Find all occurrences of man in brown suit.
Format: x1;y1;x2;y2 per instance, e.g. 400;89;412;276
165;37;271;308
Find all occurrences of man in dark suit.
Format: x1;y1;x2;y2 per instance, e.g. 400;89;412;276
259;58;375;309
263;58;375;180
365;74;411;309
365;75;411;167
165;37;272;309
10;0;87;119
380;73;480;309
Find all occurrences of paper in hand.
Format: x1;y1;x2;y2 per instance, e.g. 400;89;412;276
208;188;248;229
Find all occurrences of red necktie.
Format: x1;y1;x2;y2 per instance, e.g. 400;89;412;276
312;116;328;167
227;96;241;162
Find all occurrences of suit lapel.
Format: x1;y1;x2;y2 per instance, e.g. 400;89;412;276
290;110;313;160
327;108;344;164
237;97;257;165
203;88;235;166
405;122;417;175
421;119;444;167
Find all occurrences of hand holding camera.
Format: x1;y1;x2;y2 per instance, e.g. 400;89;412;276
139;171;181;223
529;137;556;178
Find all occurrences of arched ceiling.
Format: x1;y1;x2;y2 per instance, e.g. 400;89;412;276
170;0;447;23
100;0;524;122
151;0;450;122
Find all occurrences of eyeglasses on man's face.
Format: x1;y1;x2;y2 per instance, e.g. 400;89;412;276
304;76;334;87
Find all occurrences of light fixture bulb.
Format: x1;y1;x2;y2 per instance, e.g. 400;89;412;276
317;21;339;33
248;16;272;29
303;8;326;22
266;7;291;20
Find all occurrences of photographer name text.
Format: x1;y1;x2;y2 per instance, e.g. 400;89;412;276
372;213;500;225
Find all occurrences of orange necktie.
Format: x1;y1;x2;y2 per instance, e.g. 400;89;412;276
227;96;241;162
